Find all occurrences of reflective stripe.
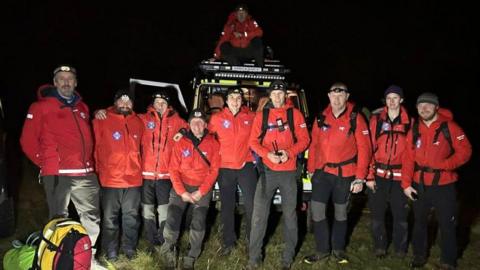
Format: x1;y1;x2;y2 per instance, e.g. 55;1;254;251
142;172;170;177
58;167;94;174
376;168;401;177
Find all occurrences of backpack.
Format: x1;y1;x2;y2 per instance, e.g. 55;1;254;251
412;120;454;157
258;107;296;144
373;114;411;140
32;217;92;270
3;232;41;270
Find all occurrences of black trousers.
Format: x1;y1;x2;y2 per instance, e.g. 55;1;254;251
101;187;141;255
412;182;457;266
218;162;258;247
142;179;172;245
367;176;409;253
220;37;264;66
310;170;352;253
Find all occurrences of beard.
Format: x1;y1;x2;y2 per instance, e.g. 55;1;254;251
420;111;436;121
116;107;133;116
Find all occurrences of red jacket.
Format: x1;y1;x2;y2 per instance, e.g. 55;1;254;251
368;106;411;181
139;107;187;180
93;110;144;188
214;12;263;59
20;85;95;176
401;108;472;189
249;104;310;171
209;106;255;169
308;102;372;179
169;132;220;196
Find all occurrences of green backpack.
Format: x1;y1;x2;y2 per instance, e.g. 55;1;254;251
3;232;41;270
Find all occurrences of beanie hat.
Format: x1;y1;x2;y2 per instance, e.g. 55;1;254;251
152;91;170;104
268;80;287;93
384;85;404;98
188;109;207;123
416;92;439;106
114;89;134;102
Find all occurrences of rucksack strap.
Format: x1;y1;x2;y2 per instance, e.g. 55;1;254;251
324;155;357;177
415;163;444;186
348;105;360;136
258;108;270;145
258;107;297;144
184;132;211;167
287;108;297;143
434;121;454;157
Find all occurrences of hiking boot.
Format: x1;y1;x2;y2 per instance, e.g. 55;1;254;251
409;256;427;268
374;249;387;259
123;249;136;260
218;245;234;256
393;250;406;259
182;256;195;270
106;251;118;262
246;261;260;270
332;250;349;264
303;252;330;264
160;244;177;269
438;262;456;270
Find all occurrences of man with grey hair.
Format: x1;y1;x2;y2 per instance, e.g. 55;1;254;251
20;65;101;265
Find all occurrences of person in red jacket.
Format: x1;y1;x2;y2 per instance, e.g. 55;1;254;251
93;90;144;261
303;82;372;265
159;109;220;270
209;87;257;255
138;92;187;249
95;91;187;249
214;4;264;66
20;65;101;254
247;81;310;270
402;92;471;269
365;85;412;258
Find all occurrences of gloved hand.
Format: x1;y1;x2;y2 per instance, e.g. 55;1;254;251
350;179;365;193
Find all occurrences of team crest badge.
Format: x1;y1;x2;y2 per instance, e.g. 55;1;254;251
223;120;231;128
416;139;422;148
147;121;155;129
182;149;191;157
382;122;390;131
112;131;121;140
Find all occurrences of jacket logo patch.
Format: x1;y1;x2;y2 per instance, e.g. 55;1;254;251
182;149;191;157
112;131;122;140
433;141;440;146
362;130;369;135
222;120;231;128
457;135;465;140
26;113;33;119
79;112;86;119
416;139;422;148
300;123;307;128
339;126;345;131
321;126;329;131
133;134;138;139
147;121;156;129
244;120;250;125
382;122;390;131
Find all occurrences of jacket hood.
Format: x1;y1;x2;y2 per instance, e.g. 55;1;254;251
436;107;453;121
36;84;82;102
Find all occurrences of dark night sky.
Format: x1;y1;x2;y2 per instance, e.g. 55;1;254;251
1;1;478;177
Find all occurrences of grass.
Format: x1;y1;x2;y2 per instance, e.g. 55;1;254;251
1;160;480;269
